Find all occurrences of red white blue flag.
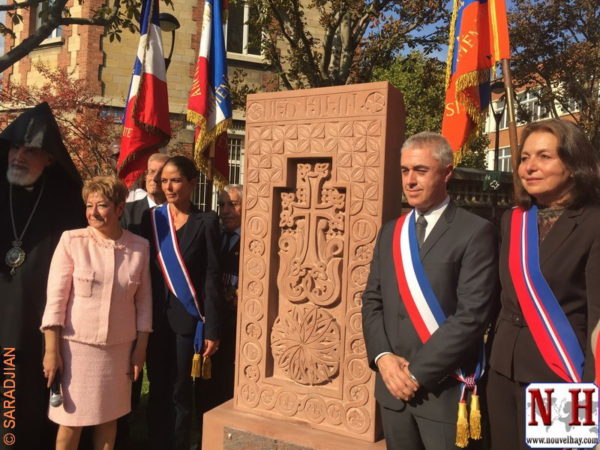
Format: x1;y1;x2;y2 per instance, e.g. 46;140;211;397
442;0;510;159
187;0;232;189
117;0;171;188
509;206;584;383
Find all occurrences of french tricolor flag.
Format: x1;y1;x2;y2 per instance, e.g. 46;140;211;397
187;0;232;189
117;0;171;188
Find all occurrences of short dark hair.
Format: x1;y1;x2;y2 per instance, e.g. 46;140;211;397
514;119;600;209
163;155;199;181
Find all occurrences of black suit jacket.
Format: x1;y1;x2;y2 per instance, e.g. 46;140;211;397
362;201;499;422
146;207;224;341
489;205;600;383
121;197;150;237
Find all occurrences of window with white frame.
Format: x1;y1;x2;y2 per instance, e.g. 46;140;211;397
34;3;62;39
498;146;512;172
195;134;245;211
226;2;261;56
517;91;550;123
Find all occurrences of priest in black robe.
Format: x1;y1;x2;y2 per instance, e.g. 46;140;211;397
0;103;85;450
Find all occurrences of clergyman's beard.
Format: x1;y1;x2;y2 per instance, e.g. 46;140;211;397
6;165;41;186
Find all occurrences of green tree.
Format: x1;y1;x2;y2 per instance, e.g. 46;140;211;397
0;0;173;73
509;0;600;148
242;0;448;89
372;51;488;169
372;51;445;137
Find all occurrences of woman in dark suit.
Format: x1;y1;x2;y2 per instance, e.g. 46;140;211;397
487;119;600;449
145;156;223;450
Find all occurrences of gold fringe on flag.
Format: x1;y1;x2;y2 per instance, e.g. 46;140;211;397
190;116;232;191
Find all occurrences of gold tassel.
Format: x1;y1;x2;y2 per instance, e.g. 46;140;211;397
201;355;212;380
191;353;202;379
469;394;482;440
456;401;470;448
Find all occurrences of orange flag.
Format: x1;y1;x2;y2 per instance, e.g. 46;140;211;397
442;0;510;160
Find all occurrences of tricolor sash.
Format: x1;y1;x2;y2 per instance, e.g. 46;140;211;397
392;210;485;446
151;204;205;357
508;206;584;383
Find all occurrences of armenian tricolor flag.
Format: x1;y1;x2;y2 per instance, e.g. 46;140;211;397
187;0;232;189
117;0;171;188
442;0;510;160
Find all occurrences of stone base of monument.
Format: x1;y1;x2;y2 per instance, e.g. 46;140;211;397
202;401;386;450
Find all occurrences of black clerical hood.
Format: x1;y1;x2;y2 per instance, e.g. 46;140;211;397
0;102;82;188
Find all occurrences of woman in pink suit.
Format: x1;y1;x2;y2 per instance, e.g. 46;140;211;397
41;176;152;450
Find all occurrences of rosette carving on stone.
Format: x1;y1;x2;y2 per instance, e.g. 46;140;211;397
271;304;341;385
277;162;345;307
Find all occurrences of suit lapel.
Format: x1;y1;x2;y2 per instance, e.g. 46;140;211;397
419;200;456;259
539;208;582;266
178;210;202;257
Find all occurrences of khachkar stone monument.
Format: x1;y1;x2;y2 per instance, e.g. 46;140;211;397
203;81;405;449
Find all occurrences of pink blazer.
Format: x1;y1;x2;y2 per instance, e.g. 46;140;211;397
41;227;152;345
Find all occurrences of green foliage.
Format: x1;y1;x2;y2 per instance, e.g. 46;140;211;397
457;131;489;170
372;51;489;169
0;0;173;73
510;0;600;148
242;0;448;89
372;51;445;137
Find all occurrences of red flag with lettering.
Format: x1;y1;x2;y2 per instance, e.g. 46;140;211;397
441;0;510;159
117;0;171;187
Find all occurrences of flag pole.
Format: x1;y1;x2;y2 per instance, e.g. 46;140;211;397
204;140;215;211
501;58;519;168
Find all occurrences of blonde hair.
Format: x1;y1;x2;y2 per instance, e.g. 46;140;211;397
82;176;128;205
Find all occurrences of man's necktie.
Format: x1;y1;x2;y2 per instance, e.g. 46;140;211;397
416;214;427;248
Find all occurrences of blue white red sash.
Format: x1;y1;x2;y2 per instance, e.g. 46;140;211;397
392;210;484;390
508;206;584;382
151;204;204;353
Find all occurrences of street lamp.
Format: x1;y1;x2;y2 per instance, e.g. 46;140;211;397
490;80;507;172
159;13;181;71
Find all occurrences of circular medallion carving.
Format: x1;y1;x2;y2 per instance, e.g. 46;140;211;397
351;218;377;242
246;280;263;296
247;103;264;121
244;365;260;381
260;387;276;410
240;383;260;407
243;298;263;321
326;402;344;425
349;385;369;405
242;341;262;363
246;215;268;237
245;322;262;339
347;358;369;381
363;92;385;113
345;407;370;434
350;265;370;287
271;305;340;385
275;391;299;416
348;312;363;334
246;257;266;278
249;239;265;256
350;338;366;355
303;396;326;424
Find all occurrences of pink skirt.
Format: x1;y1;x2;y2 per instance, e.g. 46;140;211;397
49;339;133;426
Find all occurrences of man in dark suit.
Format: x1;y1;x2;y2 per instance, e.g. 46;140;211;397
361;132;498;450
196;184;242;433
120;152;170;233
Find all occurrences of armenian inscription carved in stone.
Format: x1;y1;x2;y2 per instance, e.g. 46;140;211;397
235;82;404;443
